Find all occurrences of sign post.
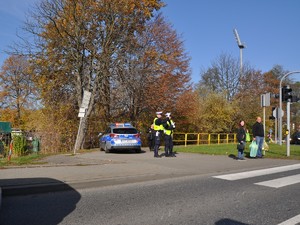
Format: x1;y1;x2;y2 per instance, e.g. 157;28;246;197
261;93;270;137
73;90;91;155
287;102;291;156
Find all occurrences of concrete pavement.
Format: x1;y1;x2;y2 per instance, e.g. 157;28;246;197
1;149;299;198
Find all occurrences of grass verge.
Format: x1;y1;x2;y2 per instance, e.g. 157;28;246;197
174;143;300;160
0;149;99;167
0;154;47;167
1;143;299;167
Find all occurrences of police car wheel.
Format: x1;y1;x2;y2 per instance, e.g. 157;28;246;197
104;145;110;153
99;144;104;151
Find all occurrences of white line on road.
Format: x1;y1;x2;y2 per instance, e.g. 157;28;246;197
278;214;300;225
255;174;300;188
212;163;300;181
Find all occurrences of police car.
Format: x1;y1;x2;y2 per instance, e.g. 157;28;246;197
99;123;142;153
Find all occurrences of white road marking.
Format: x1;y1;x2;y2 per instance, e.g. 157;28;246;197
213;164;300;181
255;174;300;188
277;214;300;225
254;174;300;188
213;164;300;224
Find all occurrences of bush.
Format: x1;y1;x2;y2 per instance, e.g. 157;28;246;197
13;135;27;156
0;141;6;157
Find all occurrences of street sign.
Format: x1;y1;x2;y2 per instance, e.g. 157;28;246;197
81;90;91;109
261;93;270;107
273;107;284;118
78;90;91;118
78;107;86;118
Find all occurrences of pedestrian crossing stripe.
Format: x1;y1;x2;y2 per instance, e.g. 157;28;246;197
212;164;300;224
255;174;300;188
277;214;300;225
213;163;300;181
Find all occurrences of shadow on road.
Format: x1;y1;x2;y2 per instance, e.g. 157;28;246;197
104;149;147;154
0;178;81;225
215;218;249;225
228;154;237;160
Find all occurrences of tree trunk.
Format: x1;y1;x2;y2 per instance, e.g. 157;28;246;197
73;115;88;154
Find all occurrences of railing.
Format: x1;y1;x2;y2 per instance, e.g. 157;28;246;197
173;133;237;147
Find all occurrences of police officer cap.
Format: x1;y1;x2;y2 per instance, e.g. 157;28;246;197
165;112;171;117
156;111;163;115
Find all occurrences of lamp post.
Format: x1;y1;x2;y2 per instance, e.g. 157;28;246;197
233;28;246;76
279;71;300;147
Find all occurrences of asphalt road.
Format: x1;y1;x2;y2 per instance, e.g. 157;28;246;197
0;150;299;225
0;170;299;225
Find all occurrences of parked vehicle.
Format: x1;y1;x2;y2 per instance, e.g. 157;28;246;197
99;123;142;153
290;131;300;145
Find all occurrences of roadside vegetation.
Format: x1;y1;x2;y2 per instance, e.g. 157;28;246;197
0;154;45;167
0;149;98;167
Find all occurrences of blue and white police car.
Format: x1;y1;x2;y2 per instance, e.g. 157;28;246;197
99;123;142;153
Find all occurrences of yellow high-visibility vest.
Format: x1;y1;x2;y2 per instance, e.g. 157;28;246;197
164;120;174;135
153;118;164;131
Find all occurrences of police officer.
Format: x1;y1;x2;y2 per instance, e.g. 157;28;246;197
147;124;155;151
164;112;176;157
153;111;165;158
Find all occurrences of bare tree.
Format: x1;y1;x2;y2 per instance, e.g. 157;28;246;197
198;53;248;101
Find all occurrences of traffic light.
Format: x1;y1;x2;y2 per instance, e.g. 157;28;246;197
282;86;292;102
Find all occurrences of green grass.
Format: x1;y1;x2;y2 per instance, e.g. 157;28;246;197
0;148;99;167
173;143;300;160
0;154;46;167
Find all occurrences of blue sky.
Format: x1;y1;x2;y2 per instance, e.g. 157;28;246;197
0;0;39;66
161;0;300;83
1;0;300;83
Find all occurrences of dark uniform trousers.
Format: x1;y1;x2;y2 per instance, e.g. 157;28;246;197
154;131;162;157
148;130;155;151
164;134;174;156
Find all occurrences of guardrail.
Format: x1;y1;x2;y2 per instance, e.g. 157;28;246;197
173;133;238;147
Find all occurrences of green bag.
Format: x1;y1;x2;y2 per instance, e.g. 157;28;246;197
249;140;258;157
246;133;251;142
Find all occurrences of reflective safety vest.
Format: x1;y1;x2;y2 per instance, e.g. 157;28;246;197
164;120;174;135
153;118;164;131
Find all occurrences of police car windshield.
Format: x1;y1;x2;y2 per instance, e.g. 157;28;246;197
113;128;138;134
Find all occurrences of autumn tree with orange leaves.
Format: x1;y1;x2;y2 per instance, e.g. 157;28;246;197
22;0;169;151
0;55;37;127
110;14;192;128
